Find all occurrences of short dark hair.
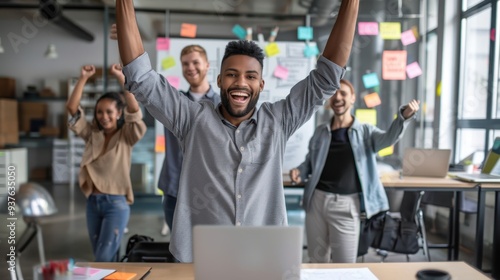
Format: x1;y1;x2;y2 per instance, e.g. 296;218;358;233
94;92;125;130
222;40;264;69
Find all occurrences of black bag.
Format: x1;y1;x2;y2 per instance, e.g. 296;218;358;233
357;211;385;256
126;241;175;263
120;234;154;262
372;213;420;254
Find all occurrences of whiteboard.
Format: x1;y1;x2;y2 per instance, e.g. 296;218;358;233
154;38;318;188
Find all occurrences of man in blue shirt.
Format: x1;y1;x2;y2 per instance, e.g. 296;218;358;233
158;45;220;234
116;0;360;262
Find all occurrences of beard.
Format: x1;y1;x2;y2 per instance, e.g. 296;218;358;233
221;88;259;118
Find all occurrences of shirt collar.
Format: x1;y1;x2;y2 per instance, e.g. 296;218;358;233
215;103;258;127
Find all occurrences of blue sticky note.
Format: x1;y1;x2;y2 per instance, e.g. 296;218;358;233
297;26;313;40
362;73;380;89
304;45;319;57
232;24;247;40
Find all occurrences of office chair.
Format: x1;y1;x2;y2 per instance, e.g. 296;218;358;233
376;191;430;262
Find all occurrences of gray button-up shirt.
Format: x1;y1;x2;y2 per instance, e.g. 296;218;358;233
123;52;345;262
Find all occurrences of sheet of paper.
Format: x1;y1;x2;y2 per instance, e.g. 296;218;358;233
72;266;115;280
355;109;377;126
406;61;423;79
362;72;380;88
161;56;176;70
165;75;181;89
301;268;379;280
364;92;382;108
380;22;401;40
273;65;289;80
401;29;417;46
156;37;170;51
265;42;280;57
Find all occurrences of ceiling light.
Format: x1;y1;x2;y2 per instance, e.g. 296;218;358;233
45;43;58;59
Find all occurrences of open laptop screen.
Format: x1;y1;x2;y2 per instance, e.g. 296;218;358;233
483;137;500;174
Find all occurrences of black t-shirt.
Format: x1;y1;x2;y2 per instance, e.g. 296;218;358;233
316;127;362;194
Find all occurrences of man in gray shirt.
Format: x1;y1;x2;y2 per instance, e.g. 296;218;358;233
116;0;360;262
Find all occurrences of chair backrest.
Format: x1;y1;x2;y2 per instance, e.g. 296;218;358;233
399;191;425;222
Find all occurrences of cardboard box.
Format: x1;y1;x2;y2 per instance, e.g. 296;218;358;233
0;99;19;146
19;102;47;133
0;77;16;98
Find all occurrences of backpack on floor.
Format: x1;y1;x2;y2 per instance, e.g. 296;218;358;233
120;234;154;262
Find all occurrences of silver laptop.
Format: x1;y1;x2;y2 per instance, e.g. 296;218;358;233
193;225;303;280
402;148;451;178
453;137;500;183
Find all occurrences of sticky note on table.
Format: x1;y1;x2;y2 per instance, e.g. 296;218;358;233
273;65;289;80
166;75;180;89
232;24;247;40
363;92;382;108
156;37;170;51
380;22;401;40
304;44;319;57
406;61;423;79
378;146;394;157
358;22;379;35
103;272;137;280
401;29;417;46
355;109;377;126
297;26;313;40
382;50;407;80
362;73;380;89
180;23;197;38
161;56;176;70
265;42;280;57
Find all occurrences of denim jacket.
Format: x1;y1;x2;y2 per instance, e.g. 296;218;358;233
296;106;414;218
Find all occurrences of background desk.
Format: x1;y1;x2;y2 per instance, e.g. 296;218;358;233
475;183;500;278
376;173;477;261
78;261;490;280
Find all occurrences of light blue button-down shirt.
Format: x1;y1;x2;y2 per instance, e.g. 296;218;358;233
123;52;345;262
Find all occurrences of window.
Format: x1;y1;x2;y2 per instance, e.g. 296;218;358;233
458;8;491;119
456;129;486;162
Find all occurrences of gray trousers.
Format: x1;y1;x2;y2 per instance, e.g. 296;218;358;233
305;189;361;263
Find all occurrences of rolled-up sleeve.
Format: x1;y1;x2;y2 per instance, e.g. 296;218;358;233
68;107;92;142
122;108;147;146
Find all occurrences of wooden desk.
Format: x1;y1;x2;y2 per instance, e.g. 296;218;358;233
78;261;490;280
475;183;500;278
381;172;478;261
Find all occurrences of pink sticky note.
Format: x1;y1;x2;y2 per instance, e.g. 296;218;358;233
358;22;379;35
166;76;181;89
491;28;496;41
273;65;289;80
406;62;423;79
73;267;101;276
401;29;417;46
156;37;170;51
382;50;407;80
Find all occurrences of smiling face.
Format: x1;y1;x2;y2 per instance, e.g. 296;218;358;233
329;81;356;116
95;98;122;134
217;54;265;125
181;50;209;88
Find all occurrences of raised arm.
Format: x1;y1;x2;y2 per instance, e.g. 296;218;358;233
66;65;95;116
110;63;140;113
322;0;359;67
116;0;144;65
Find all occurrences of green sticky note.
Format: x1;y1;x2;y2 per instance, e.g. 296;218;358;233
161;56;176;70
232;24;247;40
304;45;319;57
297;26;313;40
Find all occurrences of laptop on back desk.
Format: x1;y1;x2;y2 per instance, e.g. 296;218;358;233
402;148;451;178
193;225;303;280
452;137;500;183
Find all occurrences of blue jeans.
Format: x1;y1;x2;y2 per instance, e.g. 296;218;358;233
162;194;177;230
86;194;130;262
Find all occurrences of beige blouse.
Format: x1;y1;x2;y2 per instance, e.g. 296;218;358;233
68;106;147;204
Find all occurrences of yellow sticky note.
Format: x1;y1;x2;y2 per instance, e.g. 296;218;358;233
380;22;402;40
161;56;176;70
355;109;377;126
436;81;442;97
378;145;394;157
265;43;280;57
180;23;197;38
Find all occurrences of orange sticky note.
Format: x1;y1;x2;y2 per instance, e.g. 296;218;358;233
155;135;165;153
104;272;137;280
180;23;197;38
363;92;382;108
378;146;394;157
382;50;407;80
265;43;280;57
